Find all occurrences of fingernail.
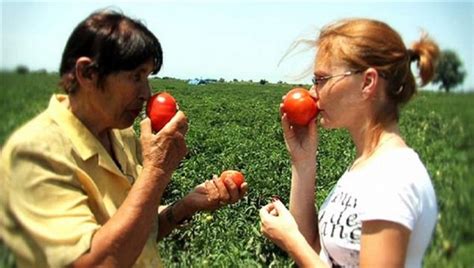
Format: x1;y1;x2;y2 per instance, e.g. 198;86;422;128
271;195;280;202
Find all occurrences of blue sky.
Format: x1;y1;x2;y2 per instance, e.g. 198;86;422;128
1;1;473;91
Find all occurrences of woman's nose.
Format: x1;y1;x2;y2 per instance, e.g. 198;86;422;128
309;85;318;99
140;82;152;101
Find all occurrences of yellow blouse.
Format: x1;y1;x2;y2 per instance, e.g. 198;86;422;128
0;94;162;267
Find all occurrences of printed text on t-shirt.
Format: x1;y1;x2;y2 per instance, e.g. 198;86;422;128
319;191;361;243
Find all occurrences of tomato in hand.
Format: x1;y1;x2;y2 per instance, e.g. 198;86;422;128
219;170;245;188
282;87;318;126
146;92;178;132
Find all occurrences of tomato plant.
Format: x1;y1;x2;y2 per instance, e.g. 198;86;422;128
219;170;245;188
146;92;178;132
2;74;470;267
282;87;318;126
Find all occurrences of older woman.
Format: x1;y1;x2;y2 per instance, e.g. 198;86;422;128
260;18;439;267
0;10;247;267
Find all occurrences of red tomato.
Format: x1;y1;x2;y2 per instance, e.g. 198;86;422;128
219;170;245;188
146;92;178;132
282;87;318;126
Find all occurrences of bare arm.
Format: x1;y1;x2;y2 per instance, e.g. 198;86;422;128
281;113;320;252
72;167;170;267
360;220;410;268
286;231;329;268
155;196;196;241
155;174;248;241
289;162;320;252
72;114;188;267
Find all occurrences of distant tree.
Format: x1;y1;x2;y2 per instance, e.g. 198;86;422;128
433;50;466;92
15;65;29;74
259;79;267;85
219;78;225;83
36;68;48;74
233;78;239;83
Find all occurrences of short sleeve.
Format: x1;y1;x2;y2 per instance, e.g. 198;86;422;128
358;174;420;231
7;145;101;267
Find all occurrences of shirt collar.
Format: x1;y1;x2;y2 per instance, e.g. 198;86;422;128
47;94;124;177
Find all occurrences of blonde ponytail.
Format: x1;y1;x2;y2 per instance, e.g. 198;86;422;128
410;34;440;86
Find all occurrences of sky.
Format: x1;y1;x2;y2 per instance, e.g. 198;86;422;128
1;0;473;91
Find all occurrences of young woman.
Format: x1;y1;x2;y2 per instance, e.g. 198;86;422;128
260;18;439;267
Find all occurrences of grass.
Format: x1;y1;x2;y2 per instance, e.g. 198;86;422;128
1;72;473;267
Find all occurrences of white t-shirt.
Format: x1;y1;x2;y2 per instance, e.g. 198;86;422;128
318;148;438;268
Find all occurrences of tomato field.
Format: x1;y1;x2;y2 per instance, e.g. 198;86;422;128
1;72;473;267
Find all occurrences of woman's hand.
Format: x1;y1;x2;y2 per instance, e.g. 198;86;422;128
140;111;188;182
279;99;318;166
184;175;248;213
260;200;328;267
260;199;301;251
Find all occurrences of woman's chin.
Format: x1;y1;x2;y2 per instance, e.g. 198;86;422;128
116;115;136;129
319;118;335;129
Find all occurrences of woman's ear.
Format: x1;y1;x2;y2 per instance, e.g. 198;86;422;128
75;57;97;89
361;68;379;99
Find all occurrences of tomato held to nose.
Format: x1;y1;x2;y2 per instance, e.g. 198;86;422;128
219;170;245;188
282;87;318;126
146;92;178;132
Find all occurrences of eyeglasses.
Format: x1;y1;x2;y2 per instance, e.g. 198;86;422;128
312;70;363;90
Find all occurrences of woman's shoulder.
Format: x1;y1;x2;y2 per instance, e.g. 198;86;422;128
1;112;77;184
3;111;66;154
373;147;426;173
356;147;437;230
354;147;432;190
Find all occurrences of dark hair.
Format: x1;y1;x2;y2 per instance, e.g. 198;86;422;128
59;9;163;94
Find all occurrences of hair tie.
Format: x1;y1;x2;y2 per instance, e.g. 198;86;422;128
407;49;420;62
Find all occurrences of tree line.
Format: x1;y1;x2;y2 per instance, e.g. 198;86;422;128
10;50;467;92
